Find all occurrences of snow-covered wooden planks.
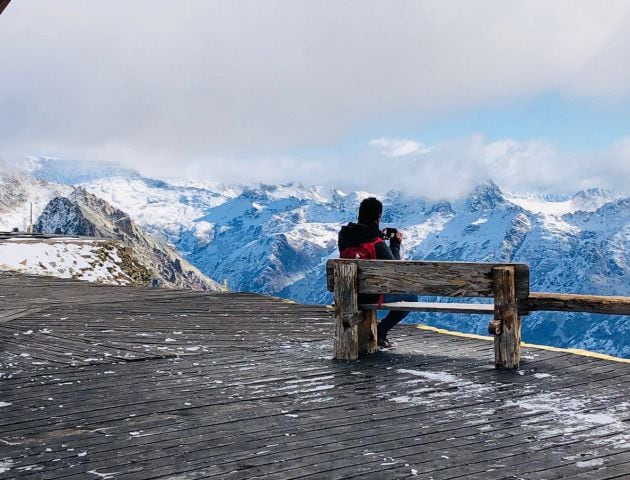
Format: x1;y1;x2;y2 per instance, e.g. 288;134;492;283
2;272;630;479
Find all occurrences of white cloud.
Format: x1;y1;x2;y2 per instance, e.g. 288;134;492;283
149;134;628;200
368;138;431;157
1;1;630;192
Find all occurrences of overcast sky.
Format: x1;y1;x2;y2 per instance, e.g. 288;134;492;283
1;1;630;198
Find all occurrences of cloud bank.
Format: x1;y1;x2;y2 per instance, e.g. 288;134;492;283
1;1;630;197
150;134;628;200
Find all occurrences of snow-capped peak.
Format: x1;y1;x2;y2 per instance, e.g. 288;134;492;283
506;188;621;216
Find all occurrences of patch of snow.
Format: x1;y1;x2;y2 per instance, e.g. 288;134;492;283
508;392;630;448
0;459;14;473
576;458;604;468
397;369;460;384
87;470;120;479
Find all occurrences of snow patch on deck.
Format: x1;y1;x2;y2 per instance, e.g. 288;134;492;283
509;393;630;448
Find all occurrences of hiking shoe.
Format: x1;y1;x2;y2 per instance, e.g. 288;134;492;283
378;338;397;349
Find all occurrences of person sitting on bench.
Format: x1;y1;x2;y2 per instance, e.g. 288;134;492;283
338;197;417;349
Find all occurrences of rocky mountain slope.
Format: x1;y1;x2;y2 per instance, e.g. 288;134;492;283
16;157;630;357
1;167;221;291
0;237;152;286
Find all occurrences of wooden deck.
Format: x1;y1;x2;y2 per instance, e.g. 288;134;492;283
2;272;630;479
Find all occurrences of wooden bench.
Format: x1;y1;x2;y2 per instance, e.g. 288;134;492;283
326;259;530;368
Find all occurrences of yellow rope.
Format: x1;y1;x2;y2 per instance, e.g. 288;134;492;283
416;324;630;364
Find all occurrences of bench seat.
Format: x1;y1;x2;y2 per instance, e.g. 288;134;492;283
360;301;494;314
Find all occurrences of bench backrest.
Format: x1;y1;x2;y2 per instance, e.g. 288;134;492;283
326;259;530;299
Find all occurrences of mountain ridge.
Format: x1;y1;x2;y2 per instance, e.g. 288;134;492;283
1;171;221;291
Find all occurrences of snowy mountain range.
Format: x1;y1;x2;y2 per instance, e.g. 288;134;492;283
3;157;629;357
0;165;220;291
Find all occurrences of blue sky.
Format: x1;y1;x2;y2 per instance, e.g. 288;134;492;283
387;93;630;153
290;92;630;158
1;1;630;197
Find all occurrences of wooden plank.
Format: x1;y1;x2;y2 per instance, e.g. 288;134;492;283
66;366;630;480
333;262;359;360
0;0;11;15
360;301;495;314
526;292;630;315
326;259;530;298
3;272;630;480
493;266;521;369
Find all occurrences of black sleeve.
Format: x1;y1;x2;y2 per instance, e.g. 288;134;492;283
389;238;401;260
375;241;399;260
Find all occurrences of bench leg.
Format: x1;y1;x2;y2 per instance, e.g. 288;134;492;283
358;310;377;354
335;315;358;360
493;266;521;369
333;262;359;360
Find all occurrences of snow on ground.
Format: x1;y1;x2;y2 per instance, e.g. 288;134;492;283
508;393;630;449
390;366;630;461
0;238;133;285
0;459;14;474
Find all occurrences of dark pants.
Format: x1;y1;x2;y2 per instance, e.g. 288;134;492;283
377;293;418;340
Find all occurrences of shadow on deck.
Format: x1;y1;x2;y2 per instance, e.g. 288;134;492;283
1;272;630;479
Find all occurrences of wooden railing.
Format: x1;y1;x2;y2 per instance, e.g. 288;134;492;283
326;259;630;368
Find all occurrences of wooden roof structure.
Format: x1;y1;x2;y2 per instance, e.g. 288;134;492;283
0;0;11;16
2;271;630;479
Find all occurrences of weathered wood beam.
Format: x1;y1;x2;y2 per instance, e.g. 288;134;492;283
358;310;377;354
492;266;521;369
526;292;630;316
0;0;11;16
333;262;359;360
326;259;529;299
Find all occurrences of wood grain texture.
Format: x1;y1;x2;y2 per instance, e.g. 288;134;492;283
357;310;377;354
493;266;521;369
2;272;630;480
332;262;359;328
526;292;630;315
333;262;359;359
326;259;530;299
334;315;358;360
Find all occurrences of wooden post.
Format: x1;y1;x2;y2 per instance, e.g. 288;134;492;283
492;266;521;369
358;310;377;354
0;0;12;16
333;262;359;360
